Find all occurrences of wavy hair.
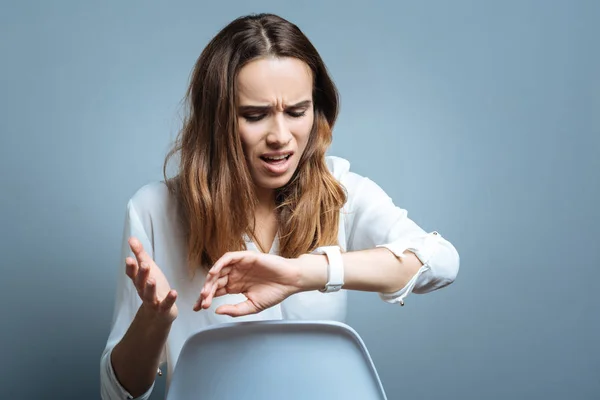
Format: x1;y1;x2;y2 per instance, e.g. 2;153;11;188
164;13;347;271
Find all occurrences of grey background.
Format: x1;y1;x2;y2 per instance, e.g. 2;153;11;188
1;0;598;399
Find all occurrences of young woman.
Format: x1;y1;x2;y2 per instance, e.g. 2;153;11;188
100;13;460;399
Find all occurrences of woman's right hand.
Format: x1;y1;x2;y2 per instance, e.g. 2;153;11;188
125;237;178;322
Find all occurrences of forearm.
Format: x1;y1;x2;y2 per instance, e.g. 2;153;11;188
297;247;423;294
110;304;174;397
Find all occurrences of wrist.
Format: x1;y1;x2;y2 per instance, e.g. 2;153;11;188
293;254;328;292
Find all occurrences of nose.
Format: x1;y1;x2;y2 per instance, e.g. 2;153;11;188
266;113;292;148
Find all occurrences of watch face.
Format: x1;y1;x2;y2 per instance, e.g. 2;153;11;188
329;285;342;292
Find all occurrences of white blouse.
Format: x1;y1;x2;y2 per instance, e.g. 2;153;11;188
100;156;460;399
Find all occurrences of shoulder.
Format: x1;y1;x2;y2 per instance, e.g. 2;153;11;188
325;155;393;209
123;181;183;249
126;181;178;226
325;155;368;193
129;181;173;211
325;155;360;187
325;155;351;179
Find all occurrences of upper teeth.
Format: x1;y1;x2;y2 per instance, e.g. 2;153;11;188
266;155;287;160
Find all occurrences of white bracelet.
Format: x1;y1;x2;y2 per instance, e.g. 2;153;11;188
315;246;344;293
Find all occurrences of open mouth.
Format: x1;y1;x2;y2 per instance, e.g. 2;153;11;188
260;154;292;164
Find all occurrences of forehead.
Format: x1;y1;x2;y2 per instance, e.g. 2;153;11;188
236;57;313;105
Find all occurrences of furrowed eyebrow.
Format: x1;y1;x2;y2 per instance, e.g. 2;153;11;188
286;100;312;109
238;100;312;113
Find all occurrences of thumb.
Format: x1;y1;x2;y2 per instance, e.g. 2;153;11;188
215;300;258;317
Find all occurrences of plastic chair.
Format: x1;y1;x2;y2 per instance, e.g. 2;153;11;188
166;320;388;400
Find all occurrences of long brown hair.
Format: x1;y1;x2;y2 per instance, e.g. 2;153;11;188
163;13;347;271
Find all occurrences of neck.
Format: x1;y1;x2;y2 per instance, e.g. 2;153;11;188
255;187;276;213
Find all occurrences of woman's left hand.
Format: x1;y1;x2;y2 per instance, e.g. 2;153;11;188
193;251;304;317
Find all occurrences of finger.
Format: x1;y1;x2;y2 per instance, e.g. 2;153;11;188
202;276;228;310
135;262;151;291
143;278;157;305
159;290;178;313
125;257;138;280
203;265;234;299
210;275;228;299
128;237;154;269
208;251;253;279
197;269;231;311
208;273;229;297
194;273;228;312
199;265;229;302
215;300;258;317
214;287;227;297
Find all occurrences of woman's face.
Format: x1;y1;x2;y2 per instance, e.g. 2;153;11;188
236;56;314;198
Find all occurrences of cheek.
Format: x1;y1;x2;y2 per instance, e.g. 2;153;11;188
294;115;314;146
238;122;264;154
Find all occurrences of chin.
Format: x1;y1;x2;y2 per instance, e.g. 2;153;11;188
253;169;297;191
259;175;293;190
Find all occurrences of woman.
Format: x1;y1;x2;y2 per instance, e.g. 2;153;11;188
100;13;460;399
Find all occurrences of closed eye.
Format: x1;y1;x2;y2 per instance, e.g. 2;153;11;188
287;110;306;118
243;114;266;122
243;111;305;122
239;100;312;123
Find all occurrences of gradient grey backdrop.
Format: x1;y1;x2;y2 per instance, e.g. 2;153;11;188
1;1;598;399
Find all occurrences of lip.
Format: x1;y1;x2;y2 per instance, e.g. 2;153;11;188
259;152;293;175
260;150;294;158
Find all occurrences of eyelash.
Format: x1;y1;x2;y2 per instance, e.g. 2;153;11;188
243;111;306;122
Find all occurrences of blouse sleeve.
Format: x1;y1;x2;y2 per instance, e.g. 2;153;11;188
99;200;163;399
341;169;460;306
